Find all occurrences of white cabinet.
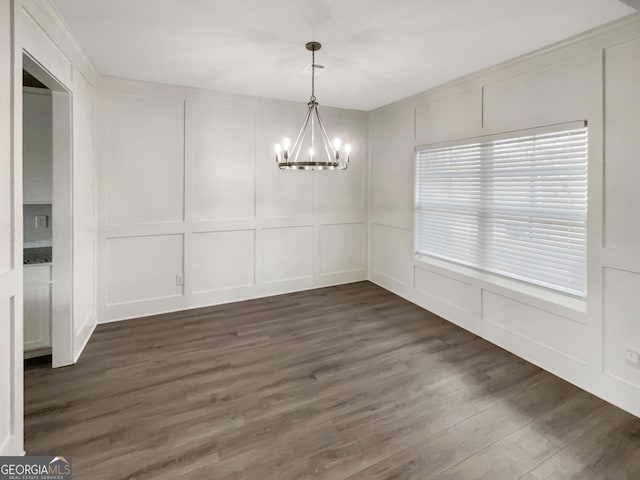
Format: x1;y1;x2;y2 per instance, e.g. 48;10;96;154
24;264;52;353
23;89;53;204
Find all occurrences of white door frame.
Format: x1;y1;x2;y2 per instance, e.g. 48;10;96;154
0;0;20;456
21;54;74;368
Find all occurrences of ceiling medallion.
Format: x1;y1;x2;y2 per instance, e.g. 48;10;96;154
274;41;351;170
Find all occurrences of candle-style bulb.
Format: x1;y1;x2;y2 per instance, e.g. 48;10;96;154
309;147;314;157
275;144;282;155
344;144;352;154
334;138;342;151
283;137;291;150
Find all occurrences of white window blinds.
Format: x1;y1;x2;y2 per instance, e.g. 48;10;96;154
415;124;588;297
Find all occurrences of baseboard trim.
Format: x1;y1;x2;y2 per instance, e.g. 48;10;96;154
98;275;368;325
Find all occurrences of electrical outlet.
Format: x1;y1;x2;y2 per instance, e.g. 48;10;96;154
176;274;184;286
625;349;640;367
35;215;49;229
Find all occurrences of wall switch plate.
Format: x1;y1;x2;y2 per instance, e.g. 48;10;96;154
625;349;640;367
176;274;184;286
35;215;49;229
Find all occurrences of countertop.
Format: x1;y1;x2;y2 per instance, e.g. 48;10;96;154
24;246;52;265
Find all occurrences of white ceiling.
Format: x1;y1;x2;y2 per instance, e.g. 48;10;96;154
52;0;635;111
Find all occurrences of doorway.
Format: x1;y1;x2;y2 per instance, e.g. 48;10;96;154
22;54;74;368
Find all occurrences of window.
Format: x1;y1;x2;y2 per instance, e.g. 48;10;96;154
415;123;588;297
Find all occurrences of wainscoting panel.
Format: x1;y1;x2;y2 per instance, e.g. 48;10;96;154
106;234;184;305
603;267;640;389
415;89;481;145
262;226;314;283
414;266;478;315
103;93;184;225
483;56;590;132
188;101;256;222
370;223;413;285
320;223;364;275
192;230;255;293
482;290;588;364
604;37;640;251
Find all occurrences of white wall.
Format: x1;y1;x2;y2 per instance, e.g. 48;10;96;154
97;77;368;322
368;13;640;418
22;89;52;203
1;0;99;455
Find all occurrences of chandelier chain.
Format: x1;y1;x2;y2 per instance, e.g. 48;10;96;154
310;48;316;102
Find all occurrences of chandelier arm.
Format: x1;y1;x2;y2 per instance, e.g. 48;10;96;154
291;105;313;163
311;107;316;158
317;107;349;168
314;107;335;163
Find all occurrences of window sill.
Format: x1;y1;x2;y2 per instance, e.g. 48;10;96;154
414;254;587;318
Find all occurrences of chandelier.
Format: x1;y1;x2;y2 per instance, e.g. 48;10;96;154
274;41;351;170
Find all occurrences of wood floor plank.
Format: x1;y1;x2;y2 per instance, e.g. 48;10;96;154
435;426;559;480
344;432;470;480
531;405;640;480
527;391;606;448
519;474;541;480
24;281;640;480
447;400;529;453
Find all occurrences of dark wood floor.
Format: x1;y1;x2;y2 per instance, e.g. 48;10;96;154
25;281;640;480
